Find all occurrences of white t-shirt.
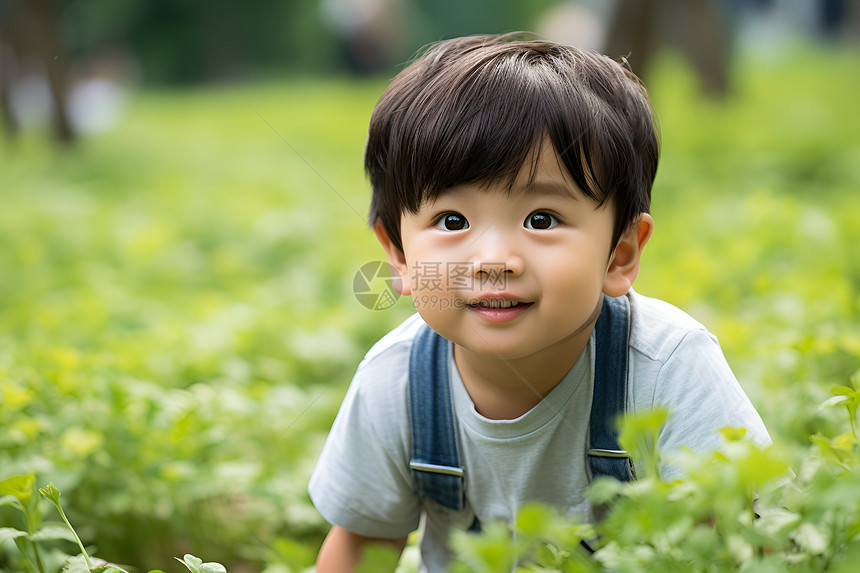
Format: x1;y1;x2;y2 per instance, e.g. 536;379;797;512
308;291;770;571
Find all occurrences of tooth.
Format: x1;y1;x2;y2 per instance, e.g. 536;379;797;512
475;300;522;308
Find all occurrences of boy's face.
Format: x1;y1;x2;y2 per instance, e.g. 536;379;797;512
379;144;649;364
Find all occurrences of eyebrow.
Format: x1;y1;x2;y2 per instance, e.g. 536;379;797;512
523;179;581;200
432;177;582;204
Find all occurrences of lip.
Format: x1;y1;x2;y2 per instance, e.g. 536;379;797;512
466;298;533;323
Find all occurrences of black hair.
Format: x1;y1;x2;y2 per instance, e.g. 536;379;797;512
365;32;660;252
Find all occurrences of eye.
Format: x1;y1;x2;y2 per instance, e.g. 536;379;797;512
436;212;469;231
524;211;559;230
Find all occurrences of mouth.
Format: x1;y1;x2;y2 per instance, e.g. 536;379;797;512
465;298;534;322
468;299;526;309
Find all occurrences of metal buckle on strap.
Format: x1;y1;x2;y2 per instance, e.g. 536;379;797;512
587;448;631;459
409;461;465;477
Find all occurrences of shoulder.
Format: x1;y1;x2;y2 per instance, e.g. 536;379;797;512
344;313;427;430
627;289;714;364
352;312;425;402
625;290;771;453
626;289;727;397
361;312;427;366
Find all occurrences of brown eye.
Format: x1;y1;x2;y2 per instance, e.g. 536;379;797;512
437;213;469;231
525;211;558;230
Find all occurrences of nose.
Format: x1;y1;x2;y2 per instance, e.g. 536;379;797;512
470;235;524;283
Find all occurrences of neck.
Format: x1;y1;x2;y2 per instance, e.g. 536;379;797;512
453;329;592;420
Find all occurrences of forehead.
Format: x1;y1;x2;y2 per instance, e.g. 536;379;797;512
439;140;585;202
519;143;580;197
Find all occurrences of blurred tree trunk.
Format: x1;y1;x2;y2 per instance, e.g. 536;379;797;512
605;0;729;98
0;0;75;144
604;0;660;78
0;25;18;138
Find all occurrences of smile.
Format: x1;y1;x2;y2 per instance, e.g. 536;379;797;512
470;300;521;309
465;299;534;323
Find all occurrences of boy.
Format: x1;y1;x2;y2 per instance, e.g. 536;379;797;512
308;33;770;571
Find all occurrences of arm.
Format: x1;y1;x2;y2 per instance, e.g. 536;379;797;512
316;525;408;573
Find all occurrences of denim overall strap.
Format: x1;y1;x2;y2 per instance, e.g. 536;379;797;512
408;324;467;511
587;293;636;483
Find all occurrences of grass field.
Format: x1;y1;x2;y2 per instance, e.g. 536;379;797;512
1;44;859;571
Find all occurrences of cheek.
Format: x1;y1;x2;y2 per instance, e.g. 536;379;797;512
402;242;468;292
538;249;607;292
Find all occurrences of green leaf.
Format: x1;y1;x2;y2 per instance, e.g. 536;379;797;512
0;474;35;505
830;385;857;397
618;408;669;478
0;527;28;544
28;523;78;542
0;495;23;511
792;523;829;555
176;555;227;573
831;432;856;451
451;521;518;572
718;427;749;442
587;476;625;504
516;501;558;538
356;545;400;573
62;555;93;573
821;395;853;409
93;565;132;573
61;556;128;573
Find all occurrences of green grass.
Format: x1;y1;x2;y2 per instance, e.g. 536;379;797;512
1;46;859;571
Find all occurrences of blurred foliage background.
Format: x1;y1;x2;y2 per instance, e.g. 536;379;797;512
1;0;859;572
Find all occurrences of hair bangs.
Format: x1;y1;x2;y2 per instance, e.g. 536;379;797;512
402;53;554;209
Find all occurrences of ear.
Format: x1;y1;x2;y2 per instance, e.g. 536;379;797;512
603;213;654;297
374;222;411;296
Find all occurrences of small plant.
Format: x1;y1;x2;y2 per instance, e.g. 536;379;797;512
446;372;860;572
0;476;225;573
